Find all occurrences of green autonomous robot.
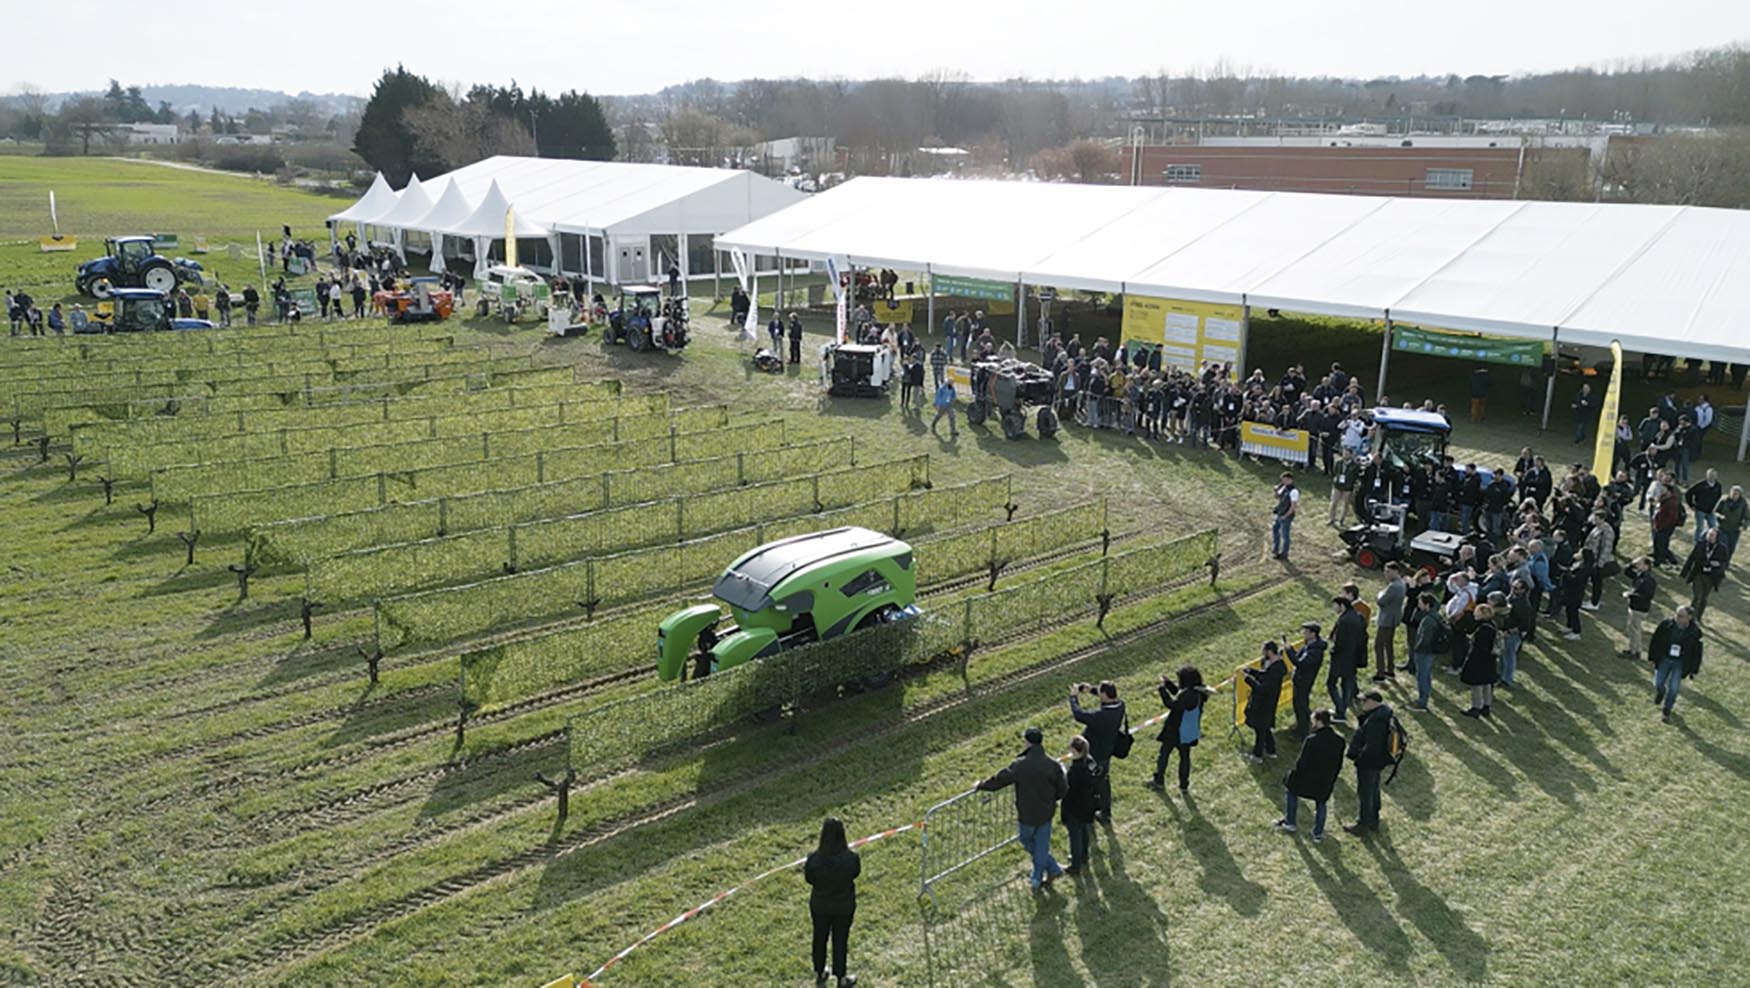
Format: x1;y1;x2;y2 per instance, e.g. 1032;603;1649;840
656;527;919;682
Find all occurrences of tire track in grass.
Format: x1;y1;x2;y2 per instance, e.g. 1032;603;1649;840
185;567;1278;987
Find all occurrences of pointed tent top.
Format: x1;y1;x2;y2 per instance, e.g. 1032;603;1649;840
328;172;399;223
414;179;478;234
375;174;435;229
452;179;547;238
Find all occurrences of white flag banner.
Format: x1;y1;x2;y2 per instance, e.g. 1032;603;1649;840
49;191;59;234
728;248;750;292
825;256;843;301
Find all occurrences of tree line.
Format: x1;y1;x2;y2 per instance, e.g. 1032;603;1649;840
352;66;615;185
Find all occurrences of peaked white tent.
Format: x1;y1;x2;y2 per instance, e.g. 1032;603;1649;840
447;179;551;277
369;174;435;255
325;156;806;288
718;176;1750;457
412;180;477;274
328;172;399;237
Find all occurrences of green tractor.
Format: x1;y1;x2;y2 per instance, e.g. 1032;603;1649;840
656;527;919;682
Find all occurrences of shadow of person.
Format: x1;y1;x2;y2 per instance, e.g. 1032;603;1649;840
1365;833;1492;981
1076;833;1171;987
1176;790;1268;916
1293;835;1414;966
1676;719;1750;781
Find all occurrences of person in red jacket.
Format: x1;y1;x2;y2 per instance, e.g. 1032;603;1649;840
1652;488;1684;567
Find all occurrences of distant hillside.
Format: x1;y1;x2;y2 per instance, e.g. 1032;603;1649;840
13;85;361;116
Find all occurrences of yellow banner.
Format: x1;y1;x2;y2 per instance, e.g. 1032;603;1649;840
1230;654;1297;730
871;297;913;324
1592;340;1622;479
1239;422;1311;465
1122;295;1244;376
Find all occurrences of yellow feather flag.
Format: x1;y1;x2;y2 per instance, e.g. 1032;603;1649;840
504;206;519;270
1592;341;1623;478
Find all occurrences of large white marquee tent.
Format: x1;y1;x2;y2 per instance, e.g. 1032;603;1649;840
718;176;1750;456
330;157;805;284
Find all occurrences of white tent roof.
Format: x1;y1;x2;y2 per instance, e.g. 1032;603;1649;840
372;174;436;229
326;155;806;240
717;177;1750;362
412;179;477;234
328;172;399;224
447;180;547;238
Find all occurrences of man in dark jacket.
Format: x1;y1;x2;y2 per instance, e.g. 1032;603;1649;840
1685;468;1724;545
1619;556;1657;658
1276;708;1346;842
1345;691;1394;836
1649;606;1703;723
1069;681;1125;822
1679;528;1728;621
976;727;1067;890
787;312;804;366
1286;621;1326;736
1328;596;1367;720
1242;643;1287;763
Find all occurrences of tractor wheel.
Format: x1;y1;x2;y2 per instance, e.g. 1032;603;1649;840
142;265;176;293
850;605;905;689
1001;410;1026;440
1355;547;1381;569
966;399;988;427
1036;407;1059;439
87;279;113;300
628;328;649;352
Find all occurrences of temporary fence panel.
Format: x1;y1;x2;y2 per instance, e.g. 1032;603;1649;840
919;788;1019;901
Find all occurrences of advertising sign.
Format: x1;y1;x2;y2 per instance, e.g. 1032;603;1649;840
1391;324;1545;366
1122;295;1244;376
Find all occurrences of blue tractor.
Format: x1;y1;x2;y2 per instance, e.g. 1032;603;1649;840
75;237;204;299
83;289;214;334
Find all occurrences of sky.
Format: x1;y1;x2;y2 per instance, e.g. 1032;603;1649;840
9;0;1749;97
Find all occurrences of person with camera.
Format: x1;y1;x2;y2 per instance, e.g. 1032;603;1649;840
1285;621;1326;736
1241;642;1288;764
1068;681;1126;823
1620;557;1657;658
975;726;1068;891
1345;691;1395;836
1148;665;1211;794
1276;708;1346;842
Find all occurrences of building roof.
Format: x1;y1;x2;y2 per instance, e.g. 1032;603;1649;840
717;176;1750;362
332;156;804;239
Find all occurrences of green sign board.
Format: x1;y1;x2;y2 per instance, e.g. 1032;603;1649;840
289;287;319;312
1392;324;1545;367
930;273;1014;302
152;233;180;249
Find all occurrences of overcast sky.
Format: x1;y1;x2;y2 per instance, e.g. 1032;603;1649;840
9;0;1749;97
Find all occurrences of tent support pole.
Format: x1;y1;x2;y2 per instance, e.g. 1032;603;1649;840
774;250;783;312
1738;395;1749;462
1016;279;1025;351
1236;304;1251;380
1540;328;1560;432
1377;317;1393;401
713;245;721;300
583;233;594;299
925;264;935;343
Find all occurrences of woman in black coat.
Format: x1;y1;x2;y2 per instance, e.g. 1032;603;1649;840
1460;604;1500;718
1243;643;1288;762
804;817;861;987
1149;665;1209;793
1062;736;1097;874
1276;708;1346;840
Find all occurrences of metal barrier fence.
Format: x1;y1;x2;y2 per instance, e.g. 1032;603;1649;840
919;786;1018;902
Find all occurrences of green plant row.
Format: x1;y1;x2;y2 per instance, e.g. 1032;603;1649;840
20;353;546;432
188;407;734;534
306;451;921;606
72;374;598;462
246;423;778;566
373;474;1011;653
149;394;671;501
563;526;1218;775
963;527;1219;641
0;320;457;370
458;502;1104;714
0;334;460;388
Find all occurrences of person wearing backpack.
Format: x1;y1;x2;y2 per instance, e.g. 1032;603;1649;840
1276;708;1346;843
1148;665;1210;794
1345;691;1396;836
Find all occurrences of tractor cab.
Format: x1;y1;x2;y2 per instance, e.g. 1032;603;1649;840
112;237;155;275
656;527;919;682
604;285;687;352
76;236;201;298
97;289;212;333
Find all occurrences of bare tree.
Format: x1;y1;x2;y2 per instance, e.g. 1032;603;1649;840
403;92;534;172
60;97;110;155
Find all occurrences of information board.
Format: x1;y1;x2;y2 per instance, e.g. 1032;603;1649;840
1121;295;1244;375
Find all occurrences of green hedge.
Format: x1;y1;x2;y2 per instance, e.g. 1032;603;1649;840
374;475;1011;653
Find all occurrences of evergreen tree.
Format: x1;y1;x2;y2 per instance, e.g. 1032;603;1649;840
353;65;442;184
540;90;616;160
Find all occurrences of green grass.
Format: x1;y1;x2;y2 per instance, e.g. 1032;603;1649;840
2;158;1749;988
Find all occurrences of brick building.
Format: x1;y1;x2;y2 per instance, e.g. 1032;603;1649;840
1120;143;1592;199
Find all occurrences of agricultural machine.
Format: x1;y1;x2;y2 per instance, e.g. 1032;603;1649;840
966;356;1058;439
75;237;204;299
83;289;213;334
475;265;550;323
821;342;893;397
1339;407;1465;575
380;278;454;324
603;285;689;352
656;527;920;682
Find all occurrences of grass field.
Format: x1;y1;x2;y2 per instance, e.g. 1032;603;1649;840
2;160;1748;988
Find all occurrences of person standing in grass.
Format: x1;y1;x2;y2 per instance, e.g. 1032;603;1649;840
1717;485;1746;566
1068;681;1125;823
1407;592;1443;712
1679;527;1728;621
1149;665;1210;794
1345;691;1394;836
1619;556;1657;658
1061;736;1097;876
1242;642;1287;764
1373;563;1407;682
788;312;804;366
1649;606;1703;724
930;377;958;440
803;816;861;988
975;726;1067;892
1277;708;1345;842
1270;471;1299;560
1461;603;1500;718
1285;621;1326;736
1328;595;1366;720
1329;447;1358;527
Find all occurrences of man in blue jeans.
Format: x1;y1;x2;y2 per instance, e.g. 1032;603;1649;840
1345;691;1393;836
1649;606;1704;724
1407;593;1442;712
975;726;1067;890
1271;472;1299;560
